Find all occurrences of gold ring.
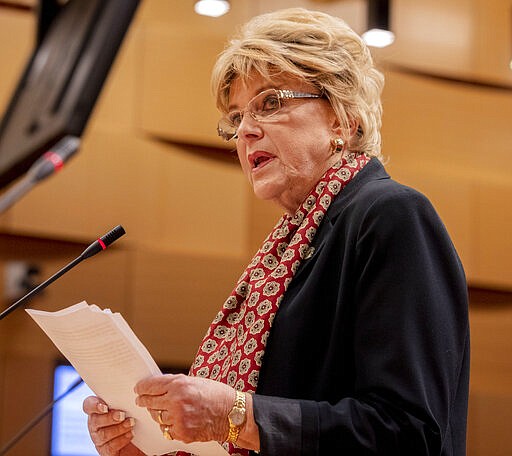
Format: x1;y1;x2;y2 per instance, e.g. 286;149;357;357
157;409;164;425
163;425;173;440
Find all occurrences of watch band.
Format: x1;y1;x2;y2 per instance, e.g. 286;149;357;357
226;390;246;444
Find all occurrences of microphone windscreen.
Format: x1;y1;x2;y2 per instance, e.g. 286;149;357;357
79;225;126;260
100;225;126;248
29;135;80;182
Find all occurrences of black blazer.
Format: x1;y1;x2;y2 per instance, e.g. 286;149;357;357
252;159;470;456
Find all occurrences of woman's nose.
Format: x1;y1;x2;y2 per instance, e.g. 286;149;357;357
236;112;263;140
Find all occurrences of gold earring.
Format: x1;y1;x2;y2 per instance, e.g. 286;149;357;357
330;138;345;154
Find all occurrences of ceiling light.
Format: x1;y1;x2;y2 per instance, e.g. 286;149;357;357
362;29;395;48
362;0;395;48
194;0;230;18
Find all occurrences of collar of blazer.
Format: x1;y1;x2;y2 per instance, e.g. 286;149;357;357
290;158;389;278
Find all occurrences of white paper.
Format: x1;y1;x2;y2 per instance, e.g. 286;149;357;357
26;301;228;456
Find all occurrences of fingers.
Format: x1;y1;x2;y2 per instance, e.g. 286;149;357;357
134;373;182;395
149;408;169;425
90;418;134;447
90;409;133;430
95;428;134;456
83;396;131;428
134;375;236;443
135;395;168;410
135;377;172;410
83;396;135;455
83;395;108;415
135;374;192;412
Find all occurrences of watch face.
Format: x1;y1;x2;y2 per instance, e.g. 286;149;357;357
229;407;246;426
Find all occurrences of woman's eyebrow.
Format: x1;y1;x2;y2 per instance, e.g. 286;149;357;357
227;85;280;111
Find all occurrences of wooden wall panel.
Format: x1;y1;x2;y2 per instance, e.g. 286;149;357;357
136;22;228;147
468;392;512;456
134;0;253;147
247;190;284;254
472;180;512;289
469;302;512;394
2;132;249;257
0;355;53;456
0;335;6;452
155;143;248;257
0;132;160;243
130;247;245;367
381;0;474;75
0;9;34;230
84;10;141;135
382;70;512;183
137;0;254;147
0;9;33;114
375;0;512;85
467;292;512;456
472;0;512;84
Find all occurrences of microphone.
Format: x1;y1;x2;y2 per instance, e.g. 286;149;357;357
0;135;80;214
0;225;126;320
79;224;126;260
26;135;80;183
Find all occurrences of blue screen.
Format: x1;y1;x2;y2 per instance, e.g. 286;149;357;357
51;365;97;456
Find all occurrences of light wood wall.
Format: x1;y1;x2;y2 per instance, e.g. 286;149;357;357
0;1;511;454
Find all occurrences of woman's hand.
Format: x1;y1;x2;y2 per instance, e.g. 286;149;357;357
134;374;233;444
83;396;144;456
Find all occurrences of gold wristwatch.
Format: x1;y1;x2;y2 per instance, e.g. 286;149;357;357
226;390;246;444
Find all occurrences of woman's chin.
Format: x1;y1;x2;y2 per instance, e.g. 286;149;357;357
251;182;281;203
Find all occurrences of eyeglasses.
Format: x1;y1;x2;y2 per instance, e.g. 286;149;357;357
217;89;323;141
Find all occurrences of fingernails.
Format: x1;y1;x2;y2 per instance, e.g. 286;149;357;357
123;417;135;428
113;410;126;422
97;403;108;414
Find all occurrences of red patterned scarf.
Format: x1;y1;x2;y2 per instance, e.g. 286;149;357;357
189;153;370;454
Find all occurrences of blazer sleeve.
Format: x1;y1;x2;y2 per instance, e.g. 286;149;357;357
252;187;469;455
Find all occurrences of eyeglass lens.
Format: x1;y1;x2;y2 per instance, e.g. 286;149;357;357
218;90;282;141
217;89;321;141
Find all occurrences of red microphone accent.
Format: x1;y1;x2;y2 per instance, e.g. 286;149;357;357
44;151;64;172
97;238;107;250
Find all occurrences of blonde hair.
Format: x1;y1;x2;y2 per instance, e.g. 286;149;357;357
211;8;385;160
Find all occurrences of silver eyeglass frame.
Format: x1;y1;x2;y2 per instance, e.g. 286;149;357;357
217;89;323;141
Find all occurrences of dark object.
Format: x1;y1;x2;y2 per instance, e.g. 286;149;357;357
0;135;80;213
367;0;391;31
80;224;126;260
0;0;140;190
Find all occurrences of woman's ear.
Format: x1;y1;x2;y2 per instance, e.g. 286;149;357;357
330;115;343;137
330;115;359;140
348;117;359;137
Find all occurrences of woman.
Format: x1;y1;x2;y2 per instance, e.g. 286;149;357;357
84;8;469;456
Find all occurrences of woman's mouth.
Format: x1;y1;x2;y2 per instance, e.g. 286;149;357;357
249;151;275;170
